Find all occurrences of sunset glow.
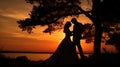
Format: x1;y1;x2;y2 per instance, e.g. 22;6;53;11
0;0;117;55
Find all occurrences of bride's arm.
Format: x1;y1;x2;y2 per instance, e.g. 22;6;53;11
70;31;73;36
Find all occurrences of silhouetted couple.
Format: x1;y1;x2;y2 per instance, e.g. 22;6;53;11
42;18;85;66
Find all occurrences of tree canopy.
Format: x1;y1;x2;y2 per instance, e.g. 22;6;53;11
17;0;91;33
17;0;120;54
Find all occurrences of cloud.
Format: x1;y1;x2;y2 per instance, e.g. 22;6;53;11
0;0;32;34
0;0;32;19
0;0;34;40
0;31;57;51
0;14;21;36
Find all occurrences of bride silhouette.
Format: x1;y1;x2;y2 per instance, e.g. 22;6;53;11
42;21;79;66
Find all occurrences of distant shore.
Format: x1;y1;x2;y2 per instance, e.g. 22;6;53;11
0;51;53;54
0;51;92;54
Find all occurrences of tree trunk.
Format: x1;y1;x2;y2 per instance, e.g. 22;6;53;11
92;0;102;57
94;21;102;56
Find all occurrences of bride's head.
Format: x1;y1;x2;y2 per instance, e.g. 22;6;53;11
64;21;71;33
65;21;71;28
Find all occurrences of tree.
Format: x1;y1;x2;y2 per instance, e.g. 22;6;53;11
17;0;120;57
18;0;84;33
90;0;120;56
102;21;120;53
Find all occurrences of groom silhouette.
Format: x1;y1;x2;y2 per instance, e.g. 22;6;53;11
71;18;85;60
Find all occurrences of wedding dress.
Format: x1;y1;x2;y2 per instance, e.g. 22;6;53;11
42;22;79;66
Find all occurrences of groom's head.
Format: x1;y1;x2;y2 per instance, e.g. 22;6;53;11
71;18;78;24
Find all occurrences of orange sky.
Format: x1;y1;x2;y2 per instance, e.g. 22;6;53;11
0;0;117;53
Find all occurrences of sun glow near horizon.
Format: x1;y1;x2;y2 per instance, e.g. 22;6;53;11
0;0;117;54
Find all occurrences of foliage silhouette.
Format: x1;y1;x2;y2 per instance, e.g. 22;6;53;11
17;0;120;56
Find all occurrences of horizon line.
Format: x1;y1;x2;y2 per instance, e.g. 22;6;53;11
0;51;93;54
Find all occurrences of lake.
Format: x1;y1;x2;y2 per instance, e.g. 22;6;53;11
1;53;52;61
1;53;92;61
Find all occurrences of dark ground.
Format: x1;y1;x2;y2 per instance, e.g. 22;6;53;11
0;53;120;67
